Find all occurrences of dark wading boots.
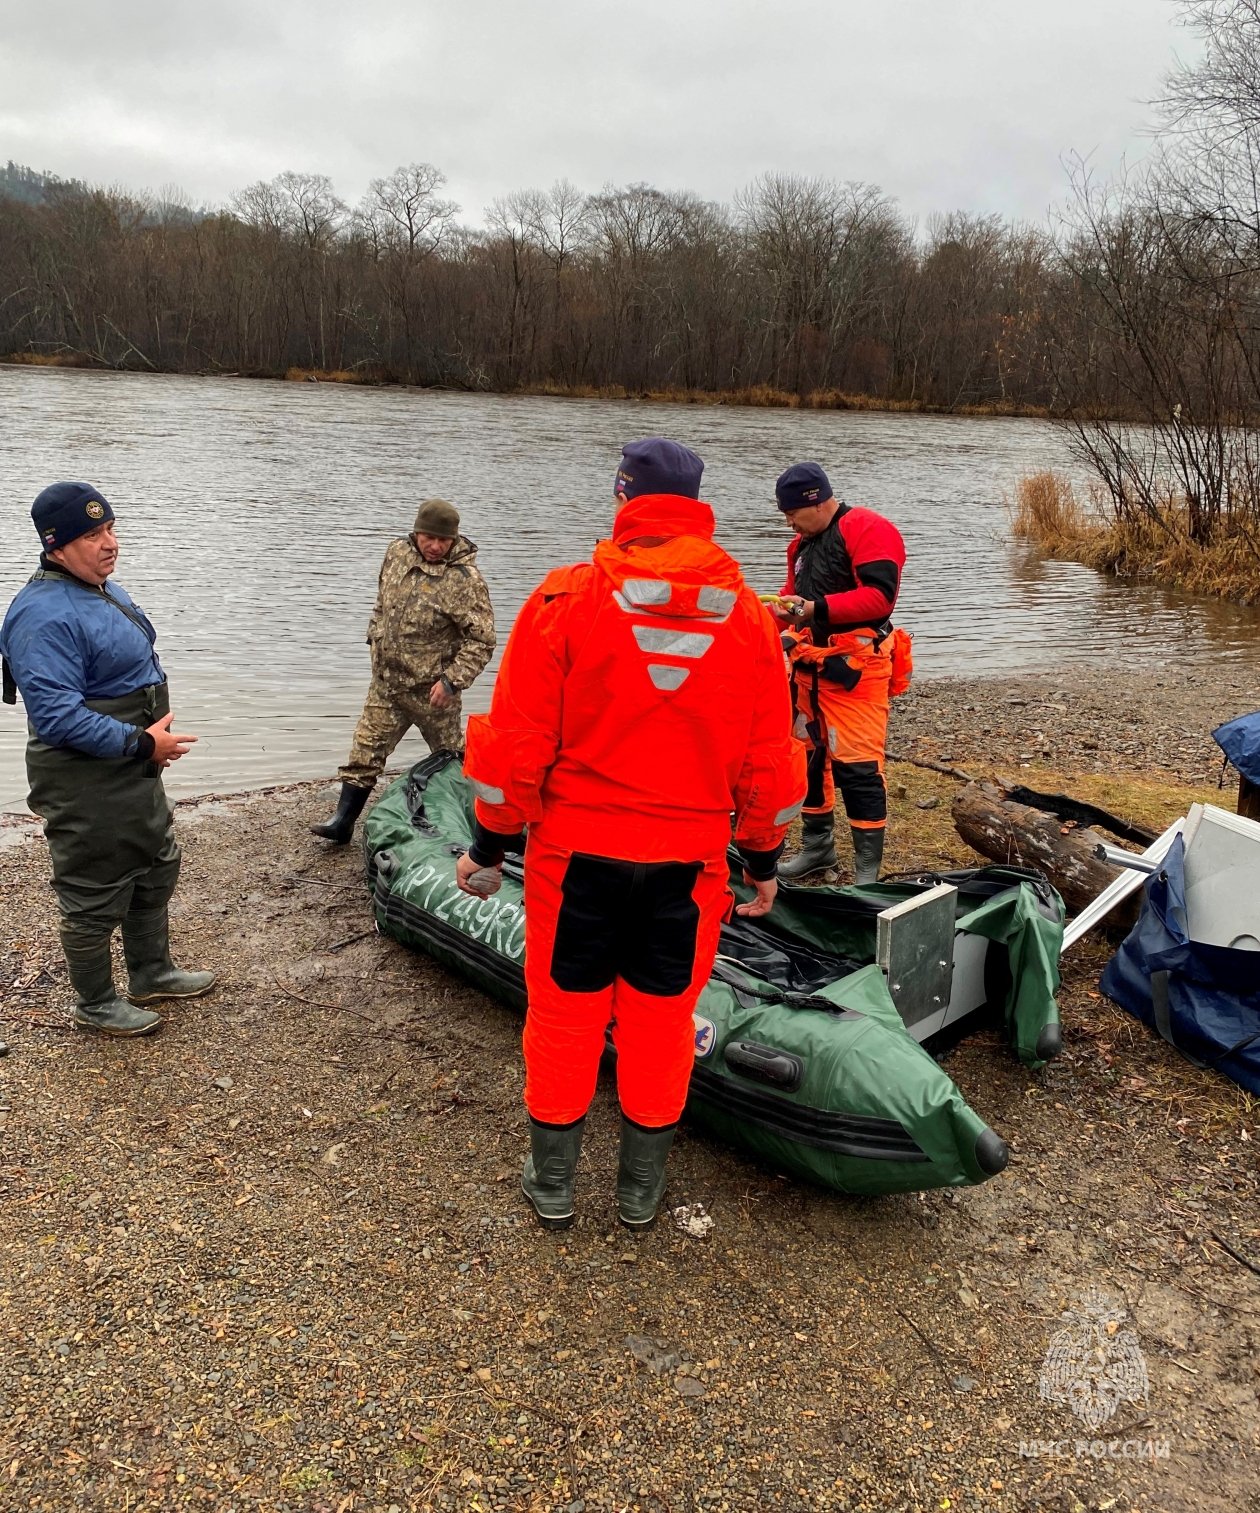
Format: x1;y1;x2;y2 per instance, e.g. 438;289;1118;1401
61;922;162;1037
777;812;837;880
850;825;885;886
521;1116;586;1230
123;905;218;1004
778;815;885;885
310;782;371;845
617;1116;677;1230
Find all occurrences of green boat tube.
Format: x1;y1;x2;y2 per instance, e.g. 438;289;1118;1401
363;753;1065;1196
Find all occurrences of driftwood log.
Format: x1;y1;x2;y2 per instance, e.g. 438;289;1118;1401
951;781;1127;917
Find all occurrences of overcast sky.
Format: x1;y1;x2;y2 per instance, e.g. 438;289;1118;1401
1;0;1198;229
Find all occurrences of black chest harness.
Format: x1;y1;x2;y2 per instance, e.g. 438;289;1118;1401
791;508;856;604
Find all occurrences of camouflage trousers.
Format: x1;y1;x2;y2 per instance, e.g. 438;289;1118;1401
338;674;465;790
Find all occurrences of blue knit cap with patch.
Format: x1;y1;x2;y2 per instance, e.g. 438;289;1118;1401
614;437;704;501
32;482;115;551
775;462;833;512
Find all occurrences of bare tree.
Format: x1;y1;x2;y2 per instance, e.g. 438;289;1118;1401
356;163;457;257
1046;3;1260;549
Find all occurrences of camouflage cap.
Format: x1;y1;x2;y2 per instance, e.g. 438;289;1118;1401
413;499;460;539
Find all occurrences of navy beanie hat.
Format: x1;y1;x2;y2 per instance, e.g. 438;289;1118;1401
31;482;115;551
775;461;833;512
614;437;704;501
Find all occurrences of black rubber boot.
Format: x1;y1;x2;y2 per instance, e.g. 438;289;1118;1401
310;782;371;844
521;1116;585;1230
851;826;885;885
123;905;217;1004
777;812;838;880
616;1115;677;1230
61;924;162;1037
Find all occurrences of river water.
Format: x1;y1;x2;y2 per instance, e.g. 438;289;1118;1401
2;365;1258;811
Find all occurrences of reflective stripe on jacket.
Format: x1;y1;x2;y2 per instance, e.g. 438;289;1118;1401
466;493;805;861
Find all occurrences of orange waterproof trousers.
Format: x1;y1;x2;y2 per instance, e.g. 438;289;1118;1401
791;635;893;829
521;828;732;1128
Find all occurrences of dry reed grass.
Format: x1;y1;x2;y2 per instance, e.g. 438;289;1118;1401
1009;470;1097;545
1012;470;1260;604
521;381;1052;417
283;366;387;385
3;350;94;367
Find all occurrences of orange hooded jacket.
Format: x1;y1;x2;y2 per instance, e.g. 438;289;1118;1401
465;494;805;863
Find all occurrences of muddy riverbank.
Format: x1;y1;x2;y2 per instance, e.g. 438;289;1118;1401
1;667;1257;1512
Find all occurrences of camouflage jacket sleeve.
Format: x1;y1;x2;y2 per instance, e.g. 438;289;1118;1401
442;565;496;690
366;552;389;644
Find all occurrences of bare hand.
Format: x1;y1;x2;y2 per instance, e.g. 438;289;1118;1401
455;851;503;897
735;872;777;918
147;711;197;765
778;596;813;624
430;679;453;709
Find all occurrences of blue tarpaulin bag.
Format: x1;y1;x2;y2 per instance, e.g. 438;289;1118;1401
1213;710;1260;785
1100;835;1260;1097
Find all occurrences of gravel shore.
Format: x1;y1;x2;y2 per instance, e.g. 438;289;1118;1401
1;667;1257;1513
890;662;1259;789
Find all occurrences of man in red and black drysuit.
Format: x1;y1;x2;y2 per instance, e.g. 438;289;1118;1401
773;461;911;884
453;437;806;1232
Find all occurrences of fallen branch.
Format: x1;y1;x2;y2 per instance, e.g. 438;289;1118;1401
0;1012;74;1031
1210;1230;1260;1278
953;782;1122;915
325;929;376;953
282;874;363;893
268;965;346;1011
891;1304;960;1381
887;750;976;783
267;965;439;1053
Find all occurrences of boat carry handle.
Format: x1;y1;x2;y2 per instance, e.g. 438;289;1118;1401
723;1039;804;1092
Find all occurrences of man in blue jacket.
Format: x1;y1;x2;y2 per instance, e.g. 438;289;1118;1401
1;482;215;1036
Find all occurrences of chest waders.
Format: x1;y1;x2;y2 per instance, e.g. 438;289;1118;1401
28;680;177;924
26;681;215;1036
781;511;903;886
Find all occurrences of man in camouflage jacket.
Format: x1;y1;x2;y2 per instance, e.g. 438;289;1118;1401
311;498;496;844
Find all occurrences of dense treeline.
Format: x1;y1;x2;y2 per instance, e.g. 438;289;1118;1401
0;162;1063;411
4;0;1260;563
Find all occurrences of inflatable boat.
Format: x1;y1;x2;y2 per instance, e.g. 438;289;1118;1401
363;753;1065;1196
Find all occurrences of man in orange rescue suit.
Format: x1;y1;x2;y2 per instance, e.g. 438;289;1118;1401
453;437;806;1233
773;461;911;885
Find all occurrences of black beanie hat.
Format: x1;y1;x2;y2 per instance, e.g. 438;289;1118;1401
32;482;115;551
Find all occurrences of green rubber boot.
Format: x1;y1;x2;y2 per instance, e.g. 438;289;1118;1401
777;812;838;880
123;906;217;1005
61;924;162;1037
616;1116;677;1230
521;1116;585;1230
851;826;885;886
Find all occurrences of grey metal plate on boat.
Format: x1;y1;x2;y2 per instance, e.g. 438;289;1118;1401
877;883;958;1031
